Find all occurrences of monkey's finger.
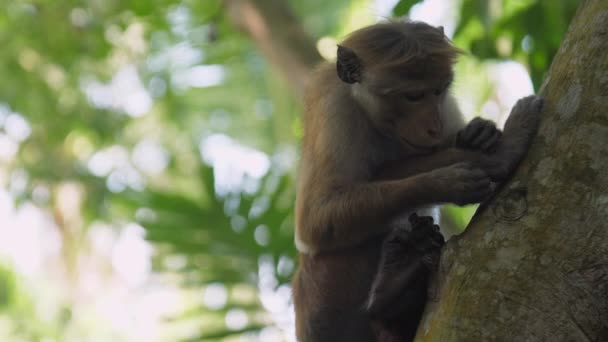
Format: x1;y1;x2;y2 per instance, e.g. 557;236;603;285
458;121;481;144
473;177;493;192
467;173;492;190
532;97;544;114
487;164;508;182
430;230;445;244
408;213;419;223
457;192;488;205
418;216;434;226
474;182;493;196
481;130;502;152
411;218;433;232
460;120;485;144
464;185;493;204
478;185;496;203
471;125;497;148
470;184;492;199
462;167;490;180
430;237;445;248
451;161;473;169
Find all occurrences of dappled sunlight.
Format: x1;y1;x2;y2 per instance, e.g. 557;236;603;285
0;135;18;162
83;65;153;117
111;223;153;288
132;139;170;175
0;107;30;162
488;61;535;126
200;134;271;195
88;145;145;192
258;255;296;342
172;64;227;90
0;193;62;277
409;0;459;35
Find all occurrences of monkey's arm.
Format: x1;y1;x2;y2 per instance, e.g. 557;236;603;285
374;148;505;182
377;95;544;182
296;163;490;253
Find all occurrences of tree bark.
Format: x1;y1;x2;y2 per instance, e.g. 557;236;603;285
417;1;608;340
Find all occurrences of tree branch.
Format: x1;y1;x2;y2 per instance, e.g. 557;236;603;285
224;0;322;97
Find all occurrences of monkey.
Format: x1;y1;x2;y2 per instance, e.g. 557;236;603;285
363;93;542;341
292;20;543;342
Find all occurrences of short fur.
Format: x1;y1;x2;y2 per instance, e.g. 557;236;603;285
293;20;542;342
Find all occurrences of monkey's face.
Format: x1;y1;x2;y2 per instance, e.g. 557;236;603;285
335;21;460;152
362;73;453;151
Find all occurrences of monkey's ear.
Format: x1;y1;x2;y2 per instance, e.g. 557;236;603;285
437;26;445;35
337;45;362;84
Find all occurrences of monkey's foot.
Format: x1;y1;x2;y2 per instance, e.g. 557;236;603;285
367;214;445;340
407;213;445;261
383;213;445;268
504;95;543;136
495;95;544;177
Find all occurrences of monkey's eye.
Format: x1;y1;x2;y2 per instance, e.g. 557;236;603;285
433;81;452;96
405;92;425;102
433;87;446;96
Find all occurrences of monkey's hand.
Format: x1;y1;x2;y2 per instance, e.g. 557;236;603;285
456;117;502;152
426;162;492;206
485;95;544;180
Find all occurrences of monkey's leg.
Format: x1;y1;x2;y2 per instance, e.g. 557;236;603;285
366;213;444;341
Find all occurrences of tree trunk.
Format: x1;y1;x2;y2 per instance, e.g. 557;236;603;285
418;1;608;340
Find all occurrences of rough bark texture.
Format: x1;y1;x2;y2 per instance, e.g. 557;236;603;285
418;1;608;340
224;0;322;97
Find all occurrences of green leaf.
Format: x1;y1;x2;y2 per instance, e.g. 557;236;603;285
392;0;423;16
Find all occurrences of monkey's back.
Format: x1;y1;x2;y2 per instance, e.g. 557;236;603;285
293;62;404;342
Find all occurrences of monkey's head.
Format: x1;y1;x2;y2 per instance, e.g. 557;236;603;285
337;21;461;151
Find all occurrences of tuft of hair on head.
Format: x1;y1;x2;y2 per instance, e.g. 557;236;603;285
340;20;463;75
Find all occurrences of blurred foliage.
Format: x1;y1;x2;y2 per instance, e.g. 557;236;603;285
394;0;579;89
0;265;71;340
393;0;423;16
451;0;577;89
0;0;580;340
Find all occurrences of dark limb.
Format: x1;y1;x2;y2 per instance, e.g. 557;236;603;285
374;96;544;183
373;148;508;182
367;213;445;342
300;163;490;252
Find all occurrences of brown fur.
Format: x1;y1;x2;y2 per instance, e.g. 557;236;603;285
293;20;542;342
